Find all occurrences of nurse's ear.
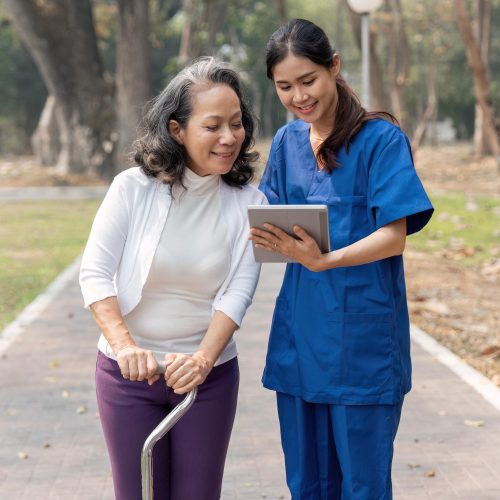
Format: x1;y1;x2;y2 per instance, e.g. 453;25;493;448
168;120;184;145
331;54;341;79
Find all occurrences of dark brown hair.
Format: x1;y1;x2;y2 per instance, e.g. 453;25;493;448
266;19;397;171
134;57;258;187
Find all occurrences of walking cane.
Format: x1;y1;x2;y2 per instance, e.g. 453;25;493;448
141;362;198;500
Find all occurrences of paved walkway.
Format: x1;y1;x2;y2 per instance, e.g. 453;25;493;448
1;262;500;499
0;186;107;202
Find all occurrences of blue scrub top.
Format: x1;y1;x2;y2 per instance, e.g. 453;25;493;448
259;119;434;405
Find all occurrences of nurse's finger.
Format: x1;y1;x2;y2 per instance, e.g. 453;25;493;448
293;225;315;243
264;224;295;242
249;232;275;246
249;227;275;240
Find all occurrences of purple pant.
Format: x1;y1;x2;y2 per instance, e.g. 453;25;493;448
95;351;239;500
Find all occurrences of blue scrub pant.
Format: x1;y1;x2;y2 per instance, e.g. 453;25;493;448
277;393;403;500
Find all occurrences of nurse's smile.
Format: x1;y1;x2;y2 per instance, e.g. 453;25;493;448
295;101;318;115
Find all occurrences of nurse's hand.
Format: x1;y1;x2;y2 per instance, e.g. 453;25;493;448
249;223;327;272
164;353;213;394
116;345;160;385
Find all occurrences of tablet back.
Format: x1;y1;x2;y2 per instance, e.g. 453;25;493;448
248;205;330;263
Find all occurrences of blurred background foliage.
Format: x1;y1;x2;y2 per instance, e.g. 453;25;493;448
0;0;499;168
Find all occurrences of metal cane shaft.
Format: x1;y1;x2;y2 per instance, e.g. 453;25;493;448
141;387;197;500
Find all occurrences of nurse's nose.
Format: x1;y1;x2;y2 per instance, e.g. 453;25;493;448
293;91;310;105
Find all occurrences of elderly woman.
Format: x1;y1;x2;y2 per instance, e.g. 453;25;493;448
80;57;266;500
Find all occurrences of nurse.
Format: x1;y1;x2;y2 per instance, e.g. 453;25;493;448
250;19;434;499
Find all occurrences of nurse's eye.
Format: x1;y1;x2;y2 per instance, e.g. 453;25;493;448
277;85;291;91
303;79;315;86
205;125;219;131
232;122;243;129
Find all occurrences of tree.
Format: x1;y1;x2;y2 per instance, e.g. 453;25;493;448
3;0;151;178
386;0;410;129
454;0;499;163
3;0;113;176
472;0;492;155
115;0;150;172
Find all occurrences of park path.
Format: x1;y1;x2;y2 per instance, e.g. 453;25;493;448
0;183;499;498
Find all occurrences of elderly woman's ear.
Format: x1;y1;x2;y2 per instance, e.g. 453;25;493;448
168;120;183;144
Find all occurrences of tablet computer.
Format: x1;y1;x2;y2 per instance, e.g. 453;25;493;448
248;204;330;263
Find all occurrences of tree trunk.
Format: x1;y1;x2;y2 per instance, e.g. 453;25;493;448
455;0;499;164
411;63;438;151
206;0;226;55
335;0;344;54
178;0;194;65
263;85;275;137
3;0;113;176
344;0;388;111
473;0;491;155
31;95;60;166
115;0;150;174
387;0;410;130
275;0;287;24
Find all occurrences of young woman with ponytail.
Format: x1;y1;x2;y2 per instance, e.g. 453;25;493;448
249;19;434;499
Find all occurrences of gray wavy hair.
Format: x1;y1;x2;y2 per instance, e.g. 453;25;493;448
134;57;258;187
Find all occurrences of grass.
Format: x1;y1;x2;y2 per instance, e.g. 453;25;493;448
0;189;498;334
408;191;500;263
0;199;101;332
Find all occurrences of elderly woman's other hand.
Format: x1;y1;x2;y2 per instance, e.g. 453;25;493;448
164;353;213;394
116;346;160;385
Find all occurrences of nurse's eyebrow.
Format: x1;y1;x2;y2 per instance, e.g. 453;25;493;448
275;71;317;84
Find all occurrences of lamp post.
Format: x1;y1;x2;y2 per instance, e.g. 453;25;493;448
347;0;383;110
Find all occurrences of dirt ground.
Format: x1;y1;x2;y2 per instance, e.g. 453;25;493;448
1;144;499;385
407;144;500;386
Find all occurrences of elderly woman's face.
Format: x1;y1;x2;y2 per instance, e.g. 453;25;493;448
171;84;246;177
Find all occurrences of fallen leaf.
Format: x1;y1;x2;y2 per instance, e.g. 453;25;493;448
50;360;61;369
407;463;421;469
44;376;57;383
424;470;436;478
464;419;484;428
4;409;19;416
42;442;51;448
76;405;87;415
17;451;29;459
420;300;450;315
61;390;70;399
481;260;500;277
458;247;476;257
479;346;500;359
437;410;448;416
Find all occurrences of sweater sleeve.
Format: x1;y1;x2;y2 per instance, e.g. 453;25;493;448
212;189;268;327
79;174;130;308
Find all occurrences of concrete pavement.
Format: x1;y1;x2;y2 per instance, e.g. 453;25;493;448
0;262;499;499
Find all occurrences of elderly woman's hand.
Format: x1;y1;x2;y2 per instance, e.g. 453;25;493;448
249;223;327;272
164;352;213;394
115;345;160;385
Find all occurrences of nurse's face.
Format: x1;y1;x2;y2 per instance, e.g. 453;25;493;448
272;53;340;130
169;84;245;177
